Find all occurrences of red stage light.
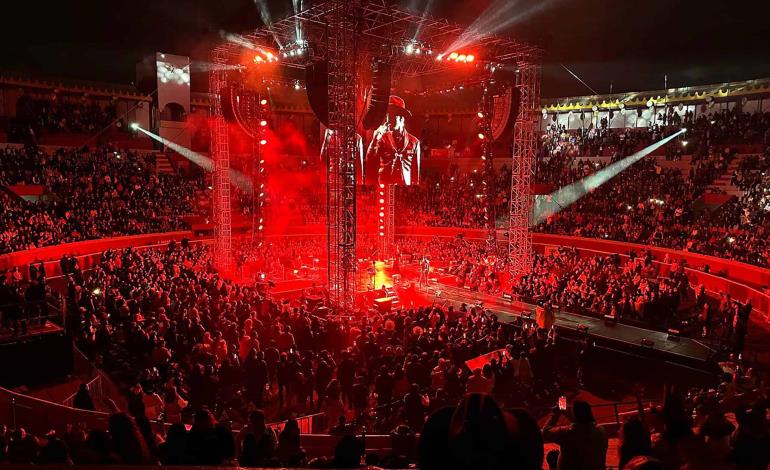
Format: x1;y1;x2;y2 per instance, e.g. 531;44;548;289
379;183;385;189
478;133;485;139
379;212;385;217
449;52;458;60
379;232;385;237
259;139;267;145
477;112;484;119
260;120;267;127
260;99;268;106
379;198;385;204
466;54;475;62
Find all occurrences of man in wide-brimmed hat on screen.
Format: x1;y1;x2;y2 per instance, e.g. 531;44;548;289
366;95;421;186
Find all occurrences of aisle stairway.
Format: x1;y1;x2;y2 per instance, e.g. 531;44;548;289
155;153;175;174
706;154;749;197
655;155;693;175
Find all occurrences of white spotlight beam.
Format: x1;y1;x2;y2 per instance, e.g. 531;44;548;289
446;0;564;53
220;31;258;50
532;129;686;226
134;125;253;193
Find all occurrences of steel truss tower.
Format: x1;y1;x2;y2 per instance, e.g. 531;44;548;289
325;0;358;313
210;49;234;275
479;88;497;251
379;184;396;260
508;62;541;277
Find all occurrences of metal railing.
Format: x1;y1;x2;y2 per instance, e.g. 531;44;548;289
62;374;104;410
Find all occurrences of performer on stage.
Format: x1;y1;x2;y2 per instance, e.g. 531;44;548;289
365;96;421;186
419;255;430;286
367;260;377;290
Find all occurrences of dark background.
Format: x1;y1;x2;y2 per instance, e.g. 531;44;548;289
2;0;768;97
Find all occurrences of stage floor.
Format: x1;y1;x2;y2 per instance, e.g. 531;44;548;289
419;281;715;367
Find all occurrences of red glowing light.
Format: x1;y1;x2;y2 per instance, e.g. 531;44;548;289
466;54;475;62
260;120;267;126
259;139;267;145
478;133;485;140
260;99;268;106
449;52;458;60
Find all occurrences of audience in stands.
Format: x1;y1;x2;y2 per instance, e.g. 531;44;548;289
0;145;200;254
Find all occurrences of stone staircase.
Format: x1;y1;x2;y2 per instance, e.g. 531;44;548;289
155;153;175;174
706;154;748;197
655;155;692;176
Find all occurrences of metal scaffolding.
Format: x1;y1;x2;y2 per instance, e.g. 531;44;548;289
380;184;396;260
325;0;358;312
508;61;541;278
479;88;497;251
209;49;234;275
207;0;541;291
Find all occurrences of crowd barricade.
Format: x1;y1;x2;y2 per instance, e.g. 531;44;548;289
0;386;112;435
1;226;767;318
396;226;770;319
0;231;195;279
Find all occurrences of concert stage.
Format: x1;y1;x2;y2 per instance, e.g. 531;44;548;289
420;281;718;371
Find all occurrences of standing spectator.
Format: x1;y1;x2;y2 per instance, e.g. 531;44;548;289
543;399;608;470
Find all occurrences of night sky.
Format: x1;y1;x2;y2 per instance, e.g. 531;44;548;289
2;0;769;98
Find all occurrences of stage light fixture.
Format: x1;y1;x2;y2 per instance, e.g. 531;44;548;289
130;122;139;130
477;111;484;119
478;132;485;139
260;139;267;145
260;120;267;127
449;52;458;60
466;54;475;62
260;99;268;105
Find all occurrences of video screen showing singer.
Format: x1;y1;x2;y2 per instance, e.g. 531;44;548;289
365;95;421;186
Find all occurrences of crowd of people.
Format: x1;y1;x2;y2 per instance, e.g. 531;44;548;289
0;145;200;254
68;241;566;430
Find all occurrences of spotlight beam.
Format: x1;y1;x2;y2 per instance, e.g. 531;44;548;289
446;0;564;53
133;125;253;193
220;31;258;50
253;0;284;48
532;129;686;226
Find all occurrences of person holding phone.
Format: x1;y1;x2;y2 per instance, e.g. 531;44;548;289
542;399;608;470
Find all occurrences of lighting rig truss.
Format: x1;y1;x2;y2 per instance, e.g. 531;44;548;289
229;0;540;79
209;48;234;275
325;0;359;313
478;88;497;252
209;0;541;295
509;61;541;278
